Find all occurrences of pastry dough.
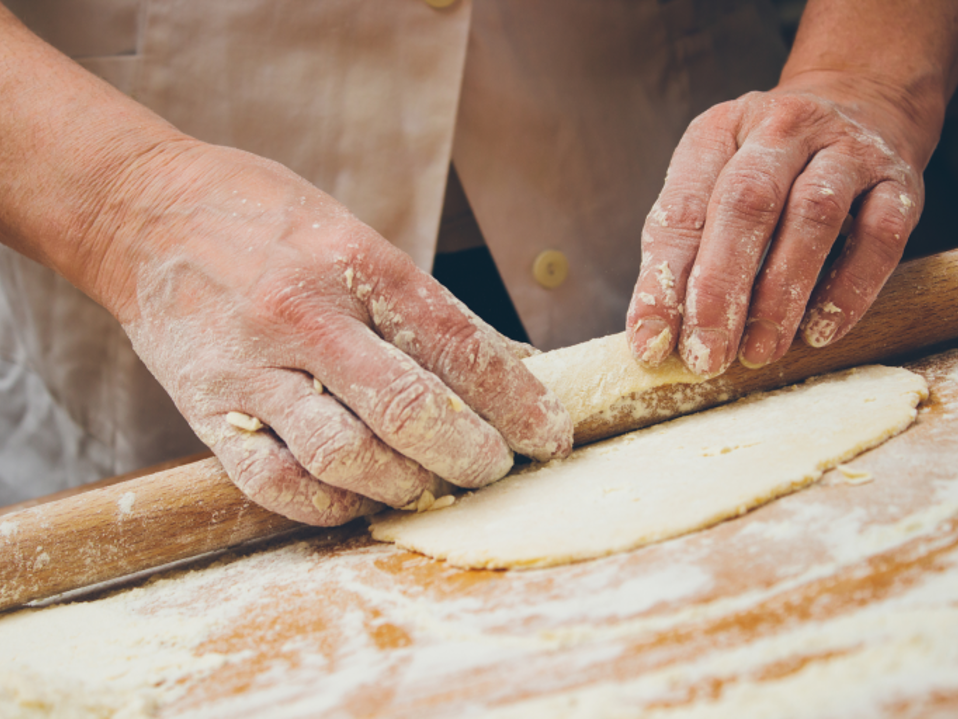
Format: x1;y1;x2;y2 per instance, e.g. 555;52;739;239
370;366;927;569
520;332;704;425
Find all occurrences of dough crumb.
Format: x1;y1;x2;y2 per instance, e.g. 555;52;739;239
417;491;436;513
401;490;439;513
427;495;456;512
312;490;331;512
448;395;464;412
656;262;675;290
313;377;324;394
836;464;874;485
226;412;264;432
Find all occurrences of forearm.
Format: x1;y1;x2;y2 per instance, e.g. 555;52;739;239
782;0;958;168
0;5;190;313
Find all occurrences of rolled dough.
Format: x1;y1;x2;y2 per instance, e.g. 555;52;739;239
370;365;927;569
520;332;704;425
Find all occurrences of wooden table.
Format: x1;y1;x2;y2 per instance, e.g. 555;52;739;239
2;349;958;718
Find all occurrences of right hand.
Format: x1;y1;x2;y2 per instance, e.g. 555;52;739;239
93;142;573;525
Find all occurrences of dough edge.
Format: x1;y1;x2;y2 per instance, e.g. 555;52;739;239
370;365;928;570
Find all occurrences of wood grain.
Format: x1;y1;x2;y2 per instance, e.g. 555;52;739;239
0;451;214;518
0;458;301;612
1;248;957;612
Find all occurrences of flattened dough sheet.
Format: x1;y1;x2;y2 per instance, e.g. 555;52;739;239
370;366;928;569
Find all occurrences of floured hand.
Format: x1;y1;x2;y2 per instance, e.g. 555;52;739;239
98;144;572;525
0;10;570;525
627;0;958;376
627;83;924;376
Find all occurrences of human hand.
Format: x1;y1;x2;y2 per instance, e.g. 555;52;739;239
93;144;572;525
626;76;930;376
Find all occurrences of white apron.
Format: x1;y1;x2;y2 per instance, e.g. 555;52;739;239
0;0;786;503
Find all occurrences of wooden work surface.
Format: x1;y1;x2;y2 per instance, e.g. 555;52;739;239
2;349;958;717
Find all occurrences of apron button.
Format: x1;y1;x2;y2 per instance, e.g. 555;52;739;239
532;250;569;289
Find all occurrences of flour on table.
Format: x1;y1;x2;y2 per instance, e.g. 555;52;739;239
0;574;236;718
370;366;927;569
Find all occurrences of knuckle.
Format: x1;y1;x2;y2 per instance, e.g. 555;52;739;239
831;267;875;312
312;497;364;527
687;261;753;323
227;443;361;526
689;275;745;321
692;273;744;308
252;270;320;328
371;372;443;449
430;322;505;397
300;414;372;479
753;270;813;326
760;95;829;137
434;321;484;371
647;194;709;237
229;445;288;504
856;213;909;268
720;168;784;220
688;96;748;134
790;186;847;230
228;446;268;493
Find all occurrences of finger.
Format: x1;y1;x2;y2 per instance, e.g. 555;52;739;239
242;369;442;508
627;107;740;365
502;337;540;361
800;181;920;347
679;124;815;376
355;253;572;463
208;423;380;526
738;150;862;368
297;314;516;489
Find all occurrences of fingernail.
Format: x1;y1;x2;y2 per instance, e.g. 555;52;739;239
802;303;844;348
630;318;673;365
681;328;729;376
739;319;781;369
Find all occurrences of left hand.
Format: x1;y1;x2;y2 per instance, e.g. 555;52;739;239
626;75;928;376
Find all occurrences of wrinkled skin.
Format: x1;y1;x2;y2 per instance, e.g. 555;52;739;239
628;0;958;376
628;82;924;376
109;144;574;524
0;5;573;526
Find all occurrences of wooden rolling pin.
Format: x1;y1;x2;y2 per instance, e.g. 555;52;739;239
2;249;958;612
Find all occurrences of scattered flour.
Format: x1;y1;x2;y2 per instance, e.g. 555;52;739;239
0;567;248;718
118;493;136;516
